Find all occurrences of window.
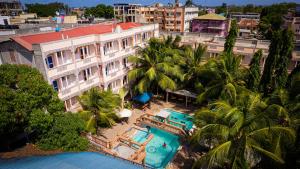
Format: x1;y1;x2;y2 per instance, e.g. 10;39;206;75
52;80;58;91
142;32;148;41
122;38;128;49
9;49;16;63
77;46;89;59
104;41;114;55
79;68;93;81
123;57;128;68
45;55;54;68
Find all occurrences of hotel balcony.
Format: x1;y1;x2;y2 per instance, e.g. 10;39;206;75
47;62;76;79
58;85;79;101
79;75;100;92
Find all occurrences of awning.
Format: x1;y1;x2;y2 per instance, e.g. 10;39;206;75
118;109;132;118
133;92;153;104
156;109;170;119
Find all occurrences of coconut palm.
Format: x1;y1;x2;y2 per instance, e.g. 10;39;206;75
196;52;244;104
118;87;127;110
79;88;120;134
128;38;184;93
183;44;207;91
192;92;296;169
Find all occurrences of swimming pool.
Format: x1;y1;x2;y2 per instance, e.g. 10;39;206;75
0;152;143;169
165;109;193;130
132;127;180;169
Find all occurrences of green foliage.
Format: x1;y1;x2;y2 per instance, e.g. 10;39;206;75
0;64;86;151
224;20;238;55
79;88;121;134
260;29;294;95
274;29;294;89
25;2;68;17
0;64;64;138
258;3;297;39
247;50;263;91
85;4;114;19
36;113;88;151
192;92;296;169
128;36;184;93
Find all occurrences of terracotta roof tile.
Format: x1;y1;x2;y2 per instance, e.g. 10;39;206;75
11;22;142;51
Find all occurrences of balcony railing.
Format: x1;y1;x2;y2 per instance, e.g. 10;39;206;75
48;63;75;78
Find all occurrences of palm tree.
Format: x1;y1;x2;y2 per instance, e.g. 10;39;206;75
118;87;127;110
183;44;207;91
79;88;120;134
196;52;244;104
128;38;184;93
192;92;296;169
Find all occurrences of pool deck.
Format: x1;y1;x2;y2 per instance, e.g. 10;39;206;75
99;97;196;141
92;96;199;169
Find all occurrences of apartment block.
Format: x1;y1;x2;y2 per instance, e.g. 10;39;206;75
114;1;198;32
228;12;260;22
114;3;141;22
0;0;22;16
191;13;230;36
0;22;159;111
283;5;300;42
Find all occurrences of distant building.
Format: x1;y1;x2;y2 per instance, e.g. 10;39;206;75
114;1;198;32
0;0;22;16
0;15;9;25
191;13;230;36
238;18;258;38
283;5;300;42
114;3;141;22
0;22;159;111
71;8;85;18
229;12;260;22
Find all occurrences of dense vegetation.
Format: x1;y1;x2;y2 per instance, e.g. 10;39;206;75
79;88;121;134
25;2;69;17
0;64;88;151
129;19;299;168
84;4;114;19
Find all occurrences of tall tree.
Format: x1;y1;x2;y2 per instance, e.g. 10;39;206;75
247;49;263;91
0;64;64;139
260;31;282;95
224;20;238;55
79;88;120;134
274;29;294;89
192;92;296;169
128;37;183;93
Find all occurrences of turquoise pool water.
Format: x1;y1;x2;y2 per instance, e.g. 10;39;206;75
0;152;143;169
165;109;193;130
132;127;180;169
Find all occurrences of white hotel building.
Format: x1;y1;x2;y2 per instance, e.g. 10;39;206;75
0;22;159;111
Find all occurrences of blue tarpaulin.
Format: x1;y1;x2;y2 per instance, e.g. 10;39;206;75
133;92;153;104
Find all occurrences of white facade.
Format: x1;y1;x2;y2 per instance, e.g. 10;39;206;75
0;15;10;25
39;24;159;111
183;7;198;32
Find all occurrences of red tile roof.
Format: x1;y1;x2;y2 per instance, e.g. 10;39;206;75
11;22;142;51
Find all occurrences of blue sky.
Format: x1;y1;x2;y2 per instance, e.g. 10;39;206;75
21;0;299;7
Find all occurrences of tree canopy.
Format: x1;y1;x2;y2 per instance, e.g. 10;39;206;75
0;64;87;151
84;4;114;19
25;2;69;17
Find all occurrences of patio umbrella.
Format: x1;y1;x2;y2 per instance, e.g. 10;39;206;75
133;92;153;104
118;109;132;118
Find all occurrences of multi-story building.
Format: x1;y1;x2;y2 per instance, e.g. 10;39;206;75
114;1;198;32
191;13;230;36
0;22;159;111
238;18;258;38
283;5;300;42
0;0;22;16
114;3;141;22
228;12;260;22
